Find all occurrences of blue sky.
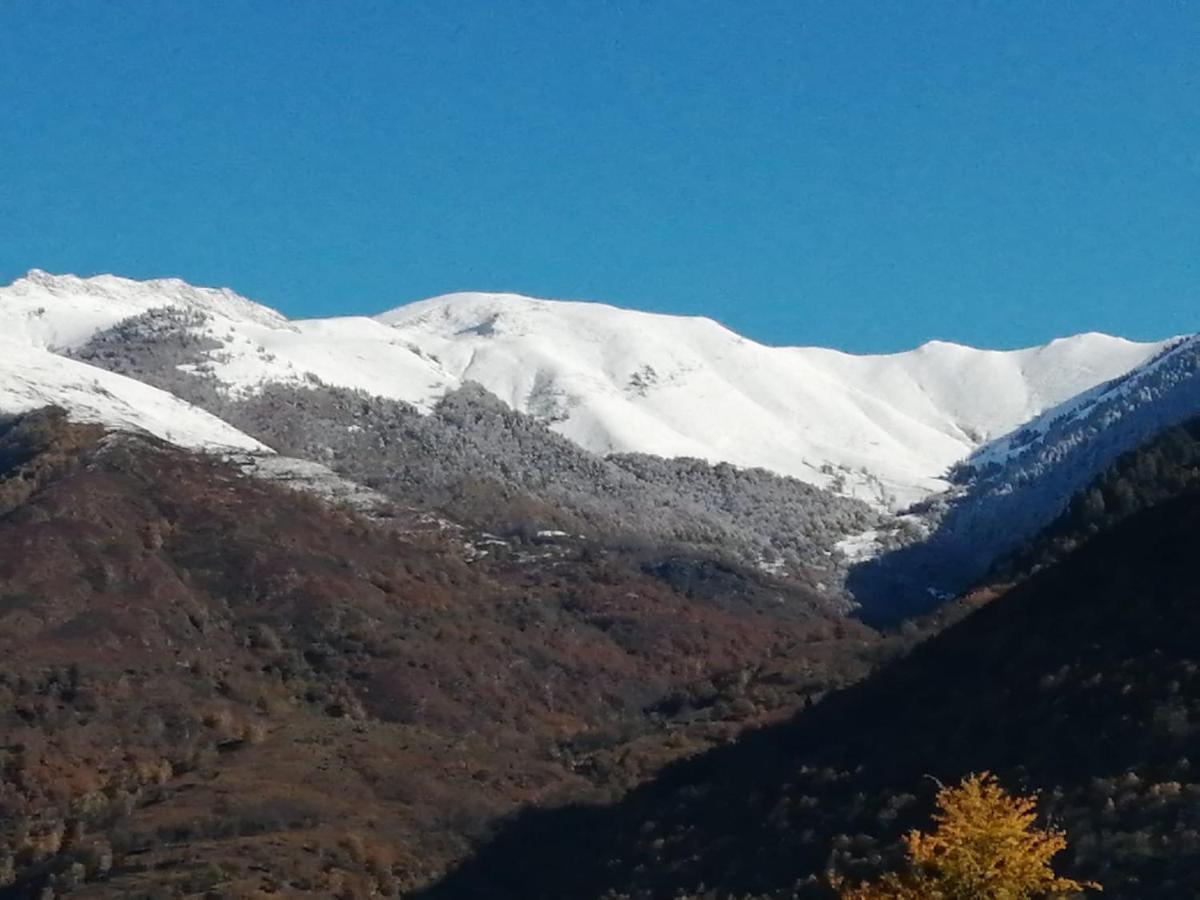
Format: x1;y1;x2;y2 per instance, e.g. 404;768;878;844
1;2;1196;352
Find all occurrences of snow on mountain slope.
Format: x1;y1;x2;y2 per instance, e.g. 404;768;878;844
0;339;268;452
4;269;286;349
846;333;1200;612
967;334;1199;471
2;269;452;405
0;271;1169;506
376;293;1165;504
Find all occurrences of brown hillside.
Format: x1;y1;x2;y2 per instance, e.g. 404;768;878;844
0;408;880;897
420;483;1200;898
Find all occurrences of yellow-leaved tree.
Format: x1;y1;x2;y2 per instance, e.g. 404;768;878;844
838;772;1100;899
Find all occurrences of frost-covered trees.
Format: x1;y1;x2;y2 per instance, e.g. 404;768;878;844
70;310;882;592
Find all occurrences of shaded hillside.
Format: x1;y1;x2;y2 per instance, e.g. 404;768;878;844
850;337;1200;620
990;414;1200;581
0;409;881;898
889;414;1200;636
422;488;1200;898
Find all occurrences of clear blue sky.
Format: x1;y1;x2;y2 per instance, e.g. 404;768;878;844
1;2;1196;352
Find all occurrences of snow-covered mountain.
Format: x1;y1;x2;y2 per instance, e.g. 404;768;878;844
0;270;1169;508
377;293;1166;506
846;333;1200;615
0;267;1166;508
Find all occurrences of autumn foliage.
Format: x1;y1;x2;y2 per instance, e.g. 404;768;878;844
839;773;1100;899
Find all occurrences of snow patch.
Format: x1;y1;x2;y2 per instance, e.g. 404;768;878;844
0;338;268;452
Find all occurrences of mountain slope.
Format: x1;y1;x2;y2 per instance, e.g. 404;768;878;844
848;333;1200;615
0;271;1167;507
379;293;1162;505
58;330;882;591
990;413;1200;581
0;338;266;452
0;409;883;897
421;487;1200;899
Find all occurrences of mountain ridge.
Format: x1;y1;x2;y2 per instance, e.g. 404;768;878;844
0;271;1170;508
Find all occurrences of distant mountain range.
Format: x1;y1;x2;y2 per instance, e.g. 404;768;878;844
0;270;1168;505
2;269;1197;612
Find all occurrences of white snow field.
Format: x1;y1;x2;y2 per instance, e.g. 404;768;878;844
0;338;267;452
0;270;1170;506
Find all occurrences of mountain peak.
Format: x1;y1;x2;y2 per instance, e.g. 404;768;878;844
377;290;628;329
0;270;287;349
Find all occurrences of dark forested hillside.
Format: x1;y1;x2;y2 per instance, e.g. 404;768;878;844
0;408;882;898
991;414;1200;581
421;486;1200;899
